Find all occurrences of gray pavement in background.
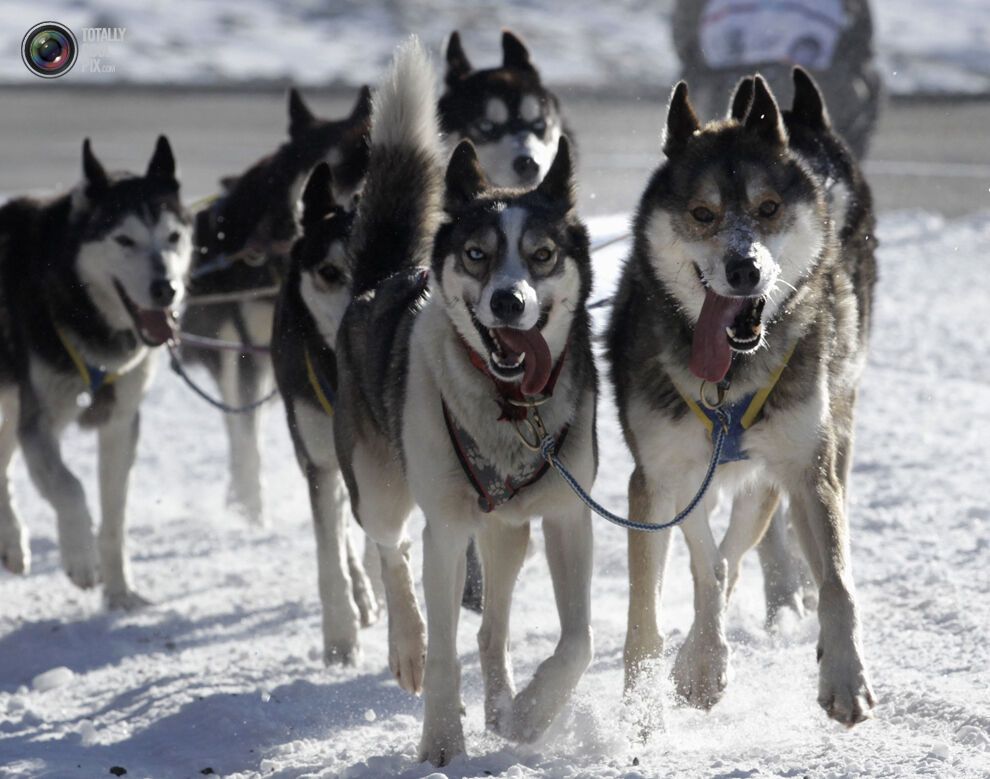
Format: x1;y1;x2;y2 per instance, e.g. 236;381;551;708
1;87;989;218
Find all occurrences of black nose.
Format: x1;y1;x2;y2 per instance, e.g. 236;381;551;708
725;257;761;294
149;278;177;307
513;155;539;180
490;288;526;323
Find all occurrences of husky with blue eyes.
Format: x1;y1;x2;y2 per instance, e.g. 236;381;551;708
439;30;570;188
0;137;192;609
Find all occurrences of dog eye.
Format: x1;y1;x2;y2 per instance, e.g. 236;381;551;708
114;235;136;248
532;247;553;263
758;199;780;218
317;264;344;285
691;206;716;224
476;120;495;135
464;246;486;264
167;231;181;243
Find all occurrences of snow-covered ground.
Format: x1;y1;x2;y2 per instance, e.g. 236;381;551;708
2;1;990;96
1;210;988;778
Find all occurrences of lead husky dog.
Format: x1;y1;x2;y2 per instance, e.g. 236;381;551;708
440;30;568;188
334;41;597;765
607;77;876;725
0;138;192;609
270;163;378;665
179;87;371;524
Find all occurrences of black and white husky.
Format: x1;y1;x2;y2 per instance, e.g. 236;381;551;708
439;30;568;188
607;75;876;725
0;138;192;609
270;163;378;665
334;41;597;765
179;87;371;524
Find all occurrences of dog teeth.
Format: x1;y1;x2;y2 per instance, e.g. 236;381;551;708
490;350;524;369
726;326;760;343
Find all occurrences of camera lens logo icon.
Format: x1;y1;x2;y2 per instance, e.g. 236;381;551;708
22;22;78;79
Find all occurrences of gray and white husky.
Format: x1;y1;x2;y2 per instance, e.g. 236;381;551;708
607;76;876;725
0;138;192;609
334;41;597;765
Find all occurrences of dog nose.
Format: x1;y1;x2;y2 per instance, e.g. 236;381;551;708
725;257;761;294
490;288;526;323
149;278;177;307
512;155;539;181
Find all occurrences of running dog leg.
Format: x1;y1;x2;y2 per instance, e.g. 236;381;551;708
504;506;594;743
789;450;876;726
721;485;780;600
623;467;674;695
672;483;729;710
18;390;99;589
0;391;29;574
346;530;378;627
756;508;811;624
98;409;147;609
418;518;472;765
218;346;266;525
476;519;530;732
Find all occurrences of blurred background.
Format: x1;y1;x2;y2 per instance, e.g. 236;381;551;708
1;0;989;216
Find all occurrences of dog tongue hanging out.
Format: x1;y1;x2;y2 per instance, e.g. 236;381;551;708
491;325;553;396
690;291;748;383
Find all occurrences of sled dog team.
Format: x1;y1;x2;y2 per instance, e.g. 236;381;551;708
0;32;877;765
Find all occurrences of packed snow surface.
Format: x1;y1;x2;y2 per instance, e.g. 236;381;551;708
1;1;990;96
1;210;988;778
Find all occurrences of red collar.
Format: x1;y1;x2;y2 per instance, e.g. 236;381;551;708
460;335;569;421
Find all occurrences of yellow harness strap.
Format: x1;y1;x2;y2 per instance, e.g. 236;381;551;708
304;346;335;417
56;328;121;393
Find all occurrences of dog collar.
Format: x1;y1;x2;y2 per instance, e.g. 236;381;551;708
55;327;121;396
304;343;335;417
459;337;569;422
676;340;797;464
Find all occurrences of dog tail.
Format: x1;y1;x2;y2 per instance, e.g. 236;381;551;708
349;38;443;297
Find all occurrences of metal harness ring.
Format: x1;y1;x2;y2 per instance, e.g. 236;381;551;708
699;380;727;410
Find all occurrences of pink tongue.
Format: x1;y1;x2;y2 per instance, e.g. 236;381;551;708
137;308;174;346
495;326;553;396
690;290;747;383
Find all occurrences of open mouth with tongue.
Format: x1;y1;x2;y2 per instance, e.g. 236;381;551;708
471;311;553;397
114;279;176;347
689;267;766;383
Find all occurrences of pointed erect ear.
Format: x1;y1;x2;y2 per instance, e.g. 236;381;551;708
728;77;755;121
744;75;787;145
301;163;335;228
445;140;489;207
536;136;575;208
790;66;830;130
82;138;109;194
350;85;373;122
146;135;176;182
288;88;316;138
445;31;472;86
662;82;701;157
501;30;533;71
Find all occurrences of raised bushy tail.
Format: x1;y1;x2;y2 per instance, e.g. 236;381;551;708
349;38;443;296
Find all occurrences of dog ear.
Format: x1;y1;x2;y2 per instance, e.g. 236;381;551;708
662;82;701;157
790;67;830;130
146;135;176;182
728;76;755;121
502;30;534;71
744;75;788;145
288;88;316;138
445;31;472;86
445;139;489;207
536;136;575;208
82;138;109;195
350;85;373;123
301;163;335;228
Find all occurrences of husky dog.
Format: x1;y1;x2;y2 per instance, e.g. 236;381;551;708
0;138;192;609
179;87;371;524
607;77;876;725
334;41;597;765
270;163;379;665
728;69;878;625
439;30;568;188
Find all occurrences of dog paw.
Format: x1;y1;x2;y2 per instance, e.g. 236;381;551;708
104;587;152;611
323;635;361;667
226;485;265;526
417;721;465;767
818;646;876;726
485;688;514;735
351;574;380;629
61;539;100;590
672;625;730;710
0;526;30;575
389;622;426;695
